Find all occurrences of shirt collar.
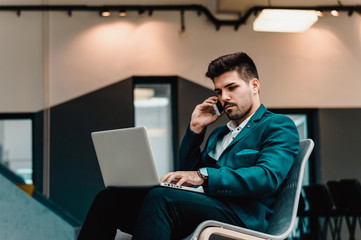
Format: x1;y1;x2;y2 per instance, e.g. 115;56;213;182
226;113;255;132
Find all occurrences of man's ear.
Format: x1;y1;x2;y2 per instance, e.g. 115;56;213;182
250;78;260;93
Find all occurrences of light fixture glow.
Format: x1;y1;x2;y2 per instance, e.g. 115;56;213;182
134;88;155;100
253;9;319;33
331;10;340;16
119;10;127;17
100;10;111;17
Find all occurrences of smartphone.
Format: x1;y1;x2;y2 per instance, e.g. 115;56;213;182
213;100;224;116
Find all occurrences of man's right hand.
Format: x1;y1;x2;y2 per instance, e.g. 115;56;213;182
190;96;222;133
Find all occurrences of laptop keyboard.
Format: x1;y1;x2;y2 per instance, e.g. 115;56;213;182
160;182;204;194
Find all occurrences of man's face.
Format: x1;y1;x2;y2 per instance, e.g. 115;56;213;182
213;70;259;124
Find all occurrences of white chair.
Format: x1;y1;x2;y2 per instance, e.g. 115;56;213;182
186;139;314;240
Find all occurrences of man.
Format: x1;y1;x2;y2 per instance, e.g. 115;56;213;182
78;52;299;240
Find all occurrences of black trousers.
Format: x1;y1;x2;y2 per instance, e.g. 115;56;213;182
78;186;245;240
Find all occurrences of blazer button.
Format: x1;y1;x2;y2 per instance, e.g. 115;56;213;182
246;125;250;128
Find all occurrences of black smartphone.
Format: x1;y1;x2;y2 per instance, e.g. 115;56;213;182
213;100;224;116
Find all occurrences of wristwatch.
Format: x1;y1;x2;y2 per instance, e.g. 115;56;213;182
197;168;208;180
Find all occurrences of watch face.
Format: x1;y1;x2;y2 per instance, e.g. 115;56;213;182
200;168;208;177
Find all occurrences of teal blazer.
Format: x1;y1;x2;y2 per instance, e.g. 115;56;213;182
179;104;299;231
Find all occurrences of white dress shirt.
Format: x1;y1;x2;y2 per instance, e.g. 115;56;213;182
209;114;254;161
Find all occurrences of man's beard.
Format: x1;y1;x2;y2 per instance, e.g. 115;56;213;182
225;102;252;121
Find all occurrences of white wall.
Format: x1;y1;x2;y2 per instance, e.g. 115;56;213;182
0;10;43;112
1;0;361;112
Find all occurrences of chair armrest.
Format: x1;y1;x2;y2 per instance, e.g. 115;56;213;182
199;227;267;240
187;220;275;240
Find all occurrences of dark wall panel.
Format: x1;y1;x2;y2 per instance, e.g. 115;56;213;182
49;79;134;222
319;108;361;182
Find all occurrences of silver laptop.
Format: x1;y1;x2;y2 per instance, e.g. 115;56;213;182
91;127;204;194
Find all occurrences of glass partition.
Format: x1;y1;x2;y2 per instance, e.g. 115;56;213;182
0;119;33;184
134;83;174;179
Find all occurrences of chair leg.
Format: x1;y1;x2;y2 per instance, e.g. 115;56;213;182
330;216;343;240
345;216;357;240
336;216;343;240
320;217;330;240
297;216;307;239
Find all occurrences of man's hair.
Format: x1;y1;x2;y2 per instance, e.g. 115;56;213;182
205;52;259;82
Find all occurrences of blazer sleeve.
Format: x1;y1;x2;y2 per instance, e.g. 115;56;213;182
206;115;300;198
178;125;207;171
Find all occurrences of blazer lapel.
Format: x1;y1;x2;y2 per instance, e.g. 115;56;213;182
206;125;229;153
226;104;266;149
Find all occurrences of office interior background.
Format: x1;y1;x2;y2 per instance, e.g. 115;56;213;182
0;0;360;239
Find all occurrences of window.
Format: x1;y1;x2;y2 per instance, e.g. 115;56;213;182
134;83;174;179
0;118;33;184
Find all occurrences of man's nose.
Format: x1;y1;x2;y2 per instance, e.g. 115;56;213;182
221;92;231;102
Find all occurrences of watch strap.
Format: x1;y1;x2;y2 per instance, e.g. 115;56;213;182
197;168;208;180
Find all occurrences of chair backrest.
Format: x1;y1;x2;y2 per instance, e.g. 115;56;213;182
326;180;344;212
339;179;361;213
304;184;334;214
265;139;314;239
327;179;361;214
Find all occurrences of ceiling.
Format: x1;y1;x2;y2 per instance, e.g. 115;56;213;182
218;0;361;13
